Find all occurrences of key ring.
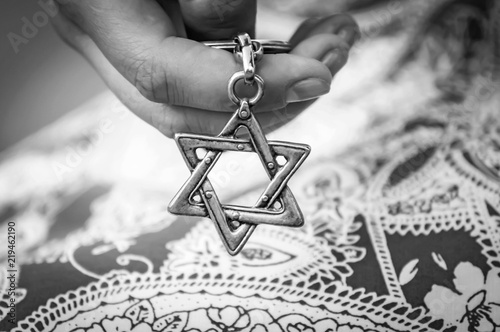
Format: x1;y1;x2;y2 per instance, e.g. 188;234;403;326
202;39;292;54
235;33;256;85
227;72;264;106
227;33;265;104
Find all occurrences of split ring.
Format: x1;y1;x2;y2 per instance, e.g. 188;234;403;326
228;72;264;106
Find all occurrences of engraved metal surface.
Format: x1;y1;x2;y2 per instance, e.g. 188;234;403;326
169;34;310;255
168;101;310;255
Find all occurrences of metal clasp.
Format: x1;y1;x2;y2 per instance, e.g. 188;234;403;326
235;33;256;85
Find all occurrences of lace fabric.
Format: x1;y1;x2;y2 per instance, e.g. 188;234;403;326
1;1;500;331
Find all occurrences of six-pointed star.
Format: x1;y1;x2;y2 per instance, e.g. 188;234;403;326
168;112;310;255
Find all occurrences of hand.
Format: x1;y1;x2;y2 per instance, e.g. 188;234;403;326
52;0;359;137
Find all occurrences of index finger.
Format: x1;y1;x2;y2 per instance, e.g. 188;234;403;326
177;0;257;40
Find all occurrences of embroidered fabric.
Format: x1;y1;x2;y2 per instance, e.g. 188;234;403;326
1;2;500;332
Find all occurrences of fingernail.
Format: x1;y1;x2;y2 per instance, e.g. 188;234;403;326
286;78;331;103
338;27;361;46
322;49;340;69
338;29;350;42
321;48;348;73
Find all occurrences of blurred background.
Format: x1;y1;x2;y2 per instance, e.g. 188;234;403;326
0;0;106;152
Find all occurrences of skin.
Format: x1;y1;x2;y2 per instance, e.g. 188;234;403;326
52;0;359;138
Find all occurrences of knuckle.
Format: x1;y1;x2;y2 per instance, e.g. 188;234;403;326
133;56;158;102
133;46;186;105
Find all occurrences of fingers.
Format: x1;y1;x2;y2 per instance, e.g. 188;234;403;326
289;14;359;78
54;3;359;138
177;0;257;40
51;12;306;138
291;34;350;76
155;0;187;38
128;39;333;113
54;0;178;95
268;14;358;117
290;14;360;47
56;0;333;113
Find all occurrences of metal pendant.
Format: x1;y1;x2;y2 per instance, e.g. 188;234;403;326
168;34;310;255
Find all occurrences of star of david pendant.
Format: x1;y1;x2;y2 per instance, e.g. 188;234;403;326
168;34;311;255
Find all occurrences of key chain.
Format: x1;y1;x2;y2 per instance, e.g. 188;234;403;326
168;33;311;255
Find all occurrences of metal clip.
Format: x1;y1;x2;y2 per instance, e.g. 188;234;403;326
235;33;256;85
203;39;291;54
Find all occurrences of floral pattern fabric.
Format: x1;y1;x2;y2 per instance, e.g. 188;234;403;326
1;10;500;332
